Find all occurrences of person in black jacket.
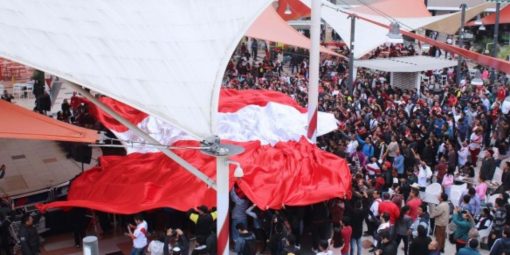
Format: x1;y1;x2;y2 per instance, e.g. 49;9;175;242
490;225;510;255
18;214;39;255
187;206;216;241
349;200;365;255
205;229;216;255
409;225;432;255
234;223;257;255
191;236;209;255
163;228;188;255
480;150;497;182
375;229;396;255
0;213;12;255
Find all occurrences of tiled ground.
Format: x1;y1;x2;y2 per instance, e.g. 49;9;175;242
39;231;132;255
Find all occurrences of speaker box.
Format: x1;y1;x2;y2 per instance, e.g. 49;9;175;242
72;143;92;164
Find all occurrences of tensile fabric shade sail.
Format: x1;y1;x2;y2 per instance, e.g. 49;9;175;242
246;6;341;57
352;0;431;18
300;0;491;58
467;4;510;26
354;14;510;74
38;89;351;214
0;99;98;143
0;0;274;140
422;2;493;34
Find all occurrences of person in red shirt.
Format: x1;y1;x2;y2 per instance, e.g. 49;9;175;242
374;174;385;191
378;193;400;224
340;219;352;255
497;85;507;102
447;94;458;107
406;188;422;221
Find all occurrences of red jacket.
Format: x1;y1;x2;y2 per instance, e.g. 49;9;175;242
341;226;352;254
406;198;422;221
378;201;400;224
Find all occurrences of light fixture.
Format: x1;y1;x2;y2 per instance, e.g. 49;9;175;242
474;15;482;25
229;161;244;178
284;3;292;15
387;22;403;44
479;24;486;31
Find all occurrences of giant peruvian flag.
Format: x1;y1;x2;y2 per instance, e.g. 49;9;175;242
39;89;351;214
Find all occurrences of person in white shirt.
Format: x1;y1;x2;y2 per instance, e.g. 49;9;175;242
469;128;483;164
368;190;382;239
366;157;381;178
417;161;432;190
370;191;382;219
316;239;333;255
127;215;148;255
147;232;169;255
458;142;469;168
345;134;359;155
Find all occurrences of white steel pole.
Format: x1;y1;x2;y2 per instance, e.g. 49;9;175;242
67;82;217;189
307;0;321;143
216;156;229;255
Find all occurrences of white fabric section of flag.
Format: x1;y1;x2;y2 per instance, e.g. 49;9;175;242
113;102;338;154
217;102;338;144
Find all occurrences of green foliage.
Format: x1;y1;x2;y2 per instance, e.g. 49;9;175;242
498;45;510;59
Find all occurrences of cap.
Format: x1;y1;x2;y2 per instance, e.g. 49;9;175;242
410;183;420;189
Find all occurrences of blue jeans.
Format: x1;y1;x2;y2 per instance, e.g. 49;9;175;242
130;247;144;255
231;218;247;243
350;238;361;255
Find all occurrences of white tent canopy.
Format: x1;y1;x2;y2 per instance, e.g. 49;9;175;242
354;56;457;72
301;0;492;59
0;0;272;139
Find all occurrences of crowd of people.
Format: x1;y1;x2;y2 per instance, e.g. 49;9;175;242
219;38;510;255
4;35;510;255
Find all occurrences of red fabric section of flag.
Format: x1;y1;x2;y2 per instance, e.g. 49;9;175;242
38;138;351;214
219;89;306;113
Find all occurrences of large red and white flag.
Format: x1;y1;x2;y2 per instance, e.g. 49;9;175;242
95;89;339;153
40;89;351;214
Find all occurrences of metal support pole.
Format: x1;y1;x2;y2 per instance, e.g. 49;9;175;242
456;3;466;86
67;82;217;189
348;15;356;95
216;156;229;255
307;0;321;143
492;2;501;83
82;236;99;255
